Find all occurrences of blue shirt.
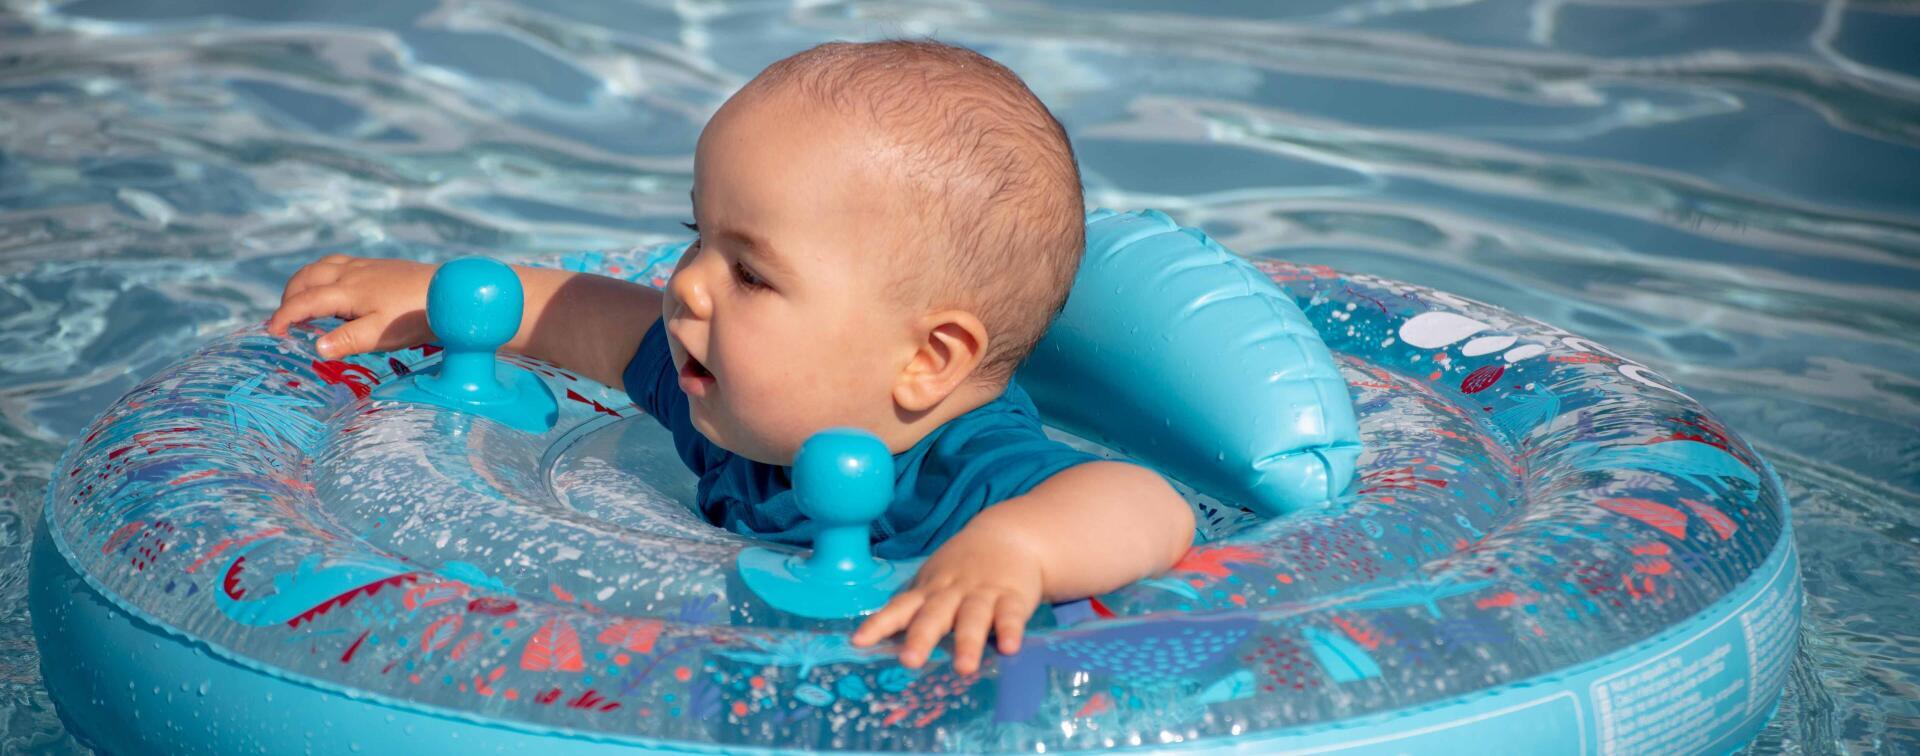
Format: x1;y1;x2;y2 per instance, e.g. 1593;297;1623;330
623;319;1102;559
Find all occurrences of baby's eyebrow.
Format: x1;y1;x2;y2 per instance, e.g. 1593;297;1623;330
690;188;791;277
722;230;788;277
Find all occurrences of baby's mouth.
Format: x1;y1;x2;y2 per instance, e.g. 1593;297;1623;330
672;353;710;393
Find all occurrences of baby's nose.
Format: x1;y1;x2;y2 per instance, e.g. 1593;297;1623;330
667;265;712;321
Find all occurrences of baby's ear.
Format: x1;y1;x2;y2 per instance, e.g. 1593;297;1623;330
893;310;988;413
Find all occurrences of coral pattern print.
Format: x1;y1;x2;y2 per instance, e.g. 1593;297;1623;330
32;243;1795;753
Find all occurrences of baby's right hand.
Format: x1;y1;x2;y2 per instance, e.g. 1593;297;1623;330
267;254;437;360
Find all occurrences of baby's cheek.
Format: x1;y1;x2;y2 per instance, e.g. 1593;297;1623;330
710;393;787;460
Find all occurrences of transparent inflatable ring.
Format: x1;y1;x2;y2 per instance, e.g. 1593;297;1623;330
31;209;1797;754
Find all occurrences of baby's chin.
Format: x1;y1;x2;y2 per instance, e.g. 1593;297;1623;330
689;413;798;466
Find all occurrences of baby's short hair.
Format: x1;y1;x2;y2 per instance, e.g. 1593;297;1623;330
745;39;1085;384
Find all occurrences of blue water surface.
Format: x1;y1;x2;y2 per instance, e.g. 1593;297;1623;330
1;0;1916;752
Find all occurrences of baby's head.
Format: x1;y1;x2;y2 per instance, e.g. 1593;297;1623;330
662;39;1083;465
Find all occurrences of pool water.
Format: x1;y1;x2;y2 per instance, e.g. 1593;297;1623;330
1;0;1915;752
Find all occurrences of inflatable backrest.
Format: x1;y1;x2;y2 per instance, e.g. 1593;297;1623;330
1016;209;1362;516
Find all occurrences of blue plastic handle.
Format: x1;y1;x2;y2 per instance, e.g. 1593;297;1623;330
737;428;922;619
372;257;558;434
792;428;895;577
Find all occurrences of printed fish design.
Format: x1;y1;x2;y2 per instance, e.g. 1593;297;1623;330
1301;626;1381;683
993;613;1255;723
1567;440;1757;501
1491;385;1560;440
1173;545;1268;578
90;459;214;530
226;373;326;452
1326;574;1496;619
215;540;421;628
716;632;890;677
565;388;623;418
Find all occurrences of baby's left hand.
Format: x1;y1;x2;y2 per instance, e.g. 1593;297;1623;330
849;521;1044;675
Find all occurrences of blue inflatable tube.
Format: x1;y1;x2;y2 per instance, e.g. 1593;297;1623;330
31;210;1798;753
1020;209;1362;517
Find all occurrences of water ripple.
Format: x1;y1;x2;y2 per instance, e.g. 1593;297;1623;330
1;0;1915;751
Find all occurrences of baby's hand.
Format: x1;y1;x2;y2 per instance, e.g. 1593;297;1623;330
849;520;1044;675
268;255;436;359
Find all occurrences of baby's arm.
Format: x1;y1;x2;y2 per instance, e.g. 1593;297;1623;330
268;255;663;390
850;461;1194;674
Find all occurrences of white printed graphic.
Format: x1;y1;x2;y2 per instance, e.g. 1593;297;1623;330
1397;309;1686;395
1400;312;1546;366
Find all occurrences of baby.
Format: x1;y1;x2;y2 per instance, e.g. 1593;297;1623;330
268;40;1195;675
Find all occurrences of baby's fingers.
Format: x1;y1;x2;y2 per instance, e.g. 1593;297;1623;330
995;599;1037;656
268;286;359;338
851;591;926;647
316;310;428;360
276;258;354;313
950;594;1001;675
900;592;963;668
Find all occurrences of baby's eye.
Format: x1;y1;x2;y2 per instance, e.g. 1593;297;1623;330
681;220;699;234
733;261;768;291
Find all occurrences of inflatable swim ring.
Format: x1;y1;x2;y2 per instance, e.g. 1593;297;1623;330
30;210;1799;753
